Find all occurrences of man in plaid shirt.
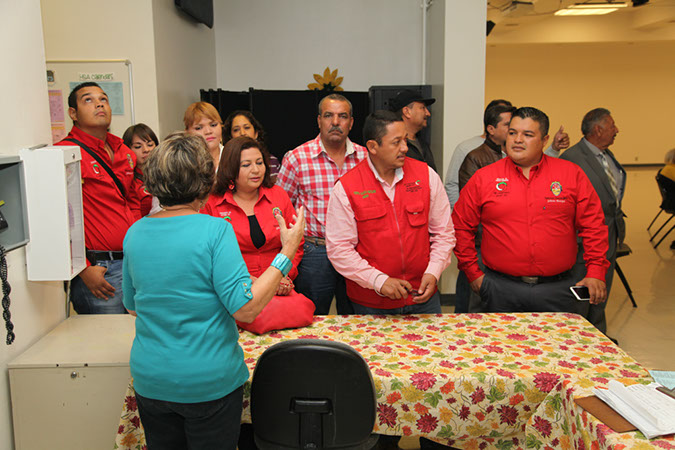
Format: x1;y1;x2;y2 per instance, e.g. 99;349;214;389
276;94;367;314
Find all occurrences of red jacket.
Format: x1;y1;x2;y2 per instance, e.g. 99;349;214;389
202;186;303;280
341;158;431;308
132;168;153;217
56;126;139;255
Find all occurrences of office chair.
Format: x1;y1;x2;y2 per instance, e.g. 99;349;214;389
250;339;378;450
615;243;637;308
648;173;675;249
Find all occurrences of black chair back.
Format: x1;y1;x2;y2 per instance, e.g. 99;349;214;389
251;339;377;450
656;173;675;213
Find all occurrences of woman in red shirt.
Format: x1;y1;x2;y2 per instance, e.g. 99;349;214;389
123;123;158;217
203;136;306;303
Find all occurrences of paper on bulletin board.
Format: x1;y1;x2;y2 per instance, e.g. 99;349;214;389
49;90;68;144
69;81;124;115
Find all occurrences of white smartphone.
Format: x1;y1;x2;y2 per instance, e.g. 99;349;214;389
570;286;591;301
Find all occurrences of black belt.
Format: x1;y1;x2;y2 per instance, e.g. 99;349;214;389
490;269;570;285
86;250;123;265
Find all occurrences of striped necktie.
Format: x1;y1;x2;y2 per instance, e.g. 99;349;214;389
599;152;619;200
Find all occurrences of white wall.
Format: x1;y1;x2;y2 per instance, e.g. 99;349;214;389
214;0;424;91
0;2;67;448
41;0;161;136
152;0;217;136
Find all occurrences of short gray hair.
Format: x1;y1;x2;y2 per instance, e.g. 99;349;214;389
581;108;611;137
318;94;353;117
144;132;214;206
665;148;675;165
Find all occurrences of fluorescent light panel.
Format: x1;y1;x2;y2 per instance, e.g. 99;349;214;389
555;2;627;15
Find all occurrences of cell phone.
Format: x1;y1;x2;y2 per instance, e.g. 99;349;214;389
570;286;591;301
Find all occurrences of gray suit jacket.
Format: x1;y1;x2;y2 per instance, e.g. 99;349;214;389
560;139;626;259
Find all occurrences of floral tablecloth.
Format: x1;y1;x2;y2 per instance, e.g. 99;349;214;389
115;313;674;449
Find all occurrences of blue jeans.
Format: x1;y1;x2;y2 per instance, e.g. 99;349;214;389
136;386;244;450
294;241;352;315
70;259;126;314
350;291;442;315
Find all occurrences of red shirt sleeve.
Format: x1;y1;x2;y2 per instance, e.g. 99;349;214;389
451;175;484;282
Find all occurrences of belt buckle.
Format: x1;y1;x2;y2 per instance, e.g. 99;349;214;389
520;276;539;284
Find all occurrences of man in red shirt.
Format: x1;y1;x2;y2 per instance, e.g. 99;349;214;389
452;107;609;315
57;82;139;314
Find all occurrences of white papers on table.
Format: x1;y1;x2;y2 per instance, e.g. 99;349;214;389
593;381;675;439
649;370;675;389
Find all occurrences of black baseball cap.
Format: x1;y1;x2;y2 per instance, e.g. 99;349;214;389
389;89;436;112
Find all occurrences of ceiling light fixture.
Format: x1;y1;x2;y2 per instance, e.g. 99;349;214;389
555;2;628;16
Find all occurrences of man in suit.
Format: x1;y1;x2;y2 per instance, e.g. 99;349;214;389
560;108;625;334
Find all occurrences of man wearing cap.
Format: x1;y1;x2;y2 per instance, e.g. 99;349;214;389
390;89;437;172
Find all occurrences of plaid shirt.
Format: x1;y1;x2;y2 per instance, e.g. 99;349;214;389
276;135;367;238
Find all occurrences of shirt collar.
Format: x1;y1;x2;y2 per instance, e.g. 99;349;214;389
315;134;356;158
506;153;547;177
583;137;605;157
366;154;404;187
68;125;124;153
220;186;271;207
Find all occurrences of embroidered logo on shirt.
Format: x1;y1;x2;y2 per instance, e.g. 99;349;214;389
403;180;422;193
219;211;232;222
550;181;562;197
495;181;507;191
92;162;101;175
127;153;134;169
272;207;282;217
353;190;376;199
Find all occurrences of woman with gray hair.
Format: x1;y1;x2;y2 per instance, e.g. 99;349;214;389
122;132;304;449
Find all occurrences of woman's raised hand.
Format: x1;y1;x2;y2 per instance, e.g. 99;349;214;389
277;206;305;258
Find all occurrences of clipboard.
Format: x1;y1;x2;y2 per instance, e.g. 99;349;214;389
574;395;637;433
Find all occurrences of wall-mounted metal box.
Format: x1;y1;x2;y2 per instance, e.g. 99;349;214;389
0;156;29;252
19;146;86;280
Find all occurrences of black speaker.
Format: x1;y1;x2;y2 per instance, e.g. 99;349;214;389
174;0;213;28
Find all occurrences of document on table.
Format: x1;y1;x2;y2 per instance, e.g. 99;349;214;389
593;380;675;439
649;370;675;389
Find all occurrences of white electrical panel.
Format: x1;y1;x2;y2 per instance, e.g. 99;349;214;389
19;146;86;280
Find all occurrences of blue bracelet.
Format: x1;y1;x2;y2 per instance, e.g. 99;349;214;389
271;253;292;277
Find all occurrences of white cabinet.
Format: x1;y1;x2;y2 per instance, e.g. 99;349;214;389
19;146;86;280
8;315;135;450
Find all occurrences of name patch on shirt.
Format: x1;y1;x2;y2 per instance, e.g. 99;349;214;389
353;190;376;199
404;180;423;193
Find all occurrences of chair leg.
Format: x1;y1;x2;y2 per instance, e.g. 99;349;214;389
647;209;663;232
650;214;674;243
614;262;636;308
654;223;675;250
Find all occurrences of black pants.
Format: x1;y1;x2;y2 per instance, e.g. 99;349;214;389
136;386;244;450
480;268;589;317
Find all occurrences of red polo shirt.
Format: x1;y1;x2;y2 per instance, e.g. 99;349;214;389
57;126;139;253
202;185;303;280
452;155;609;282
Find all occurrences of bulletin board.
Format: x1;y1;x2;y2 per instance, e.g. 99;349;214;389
45;59;136;143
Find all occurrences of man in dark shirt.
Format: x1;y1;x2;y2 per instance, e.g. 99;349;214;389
390;89;437;171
